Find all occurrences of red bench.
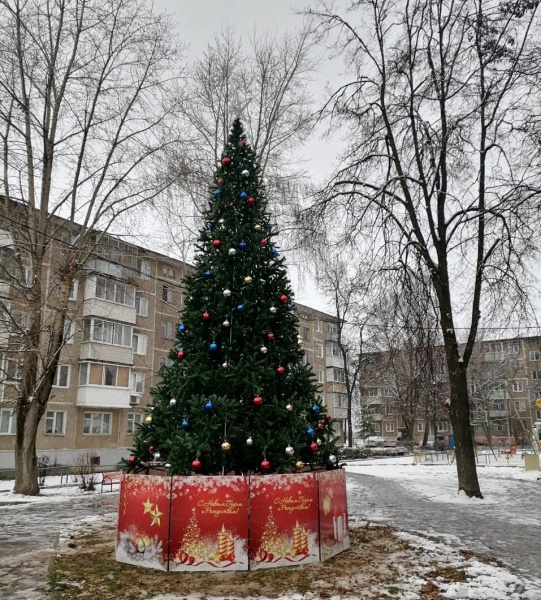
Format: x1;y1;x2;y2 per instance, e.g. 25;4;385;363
100;471;123;492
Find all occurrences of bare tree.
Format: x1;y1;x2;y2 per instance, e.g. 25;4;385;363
0;0;183;494
303;0;541;497
149;25;319;261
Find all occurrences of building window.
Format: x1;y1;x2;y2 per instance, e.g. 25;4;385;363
437;422;448;432
162;285;174;304
316;320;323;332
385;422;395;433
53;365;70;388
44;411;66;435
95;276;135;307
537;409;541;420
373;422;380;433
127;412;143;434
493;422;506;432
104;365;117;386
532;371;539;380
508;343;519;354
333;368;346;383
484;342;503;353
384;404;393;415
79;362;88;385
135;296;148;317
68;280;78;301
417;422;425;432
316;344;324;359
303;350;312;366
63;320;75;344
160;321;174;340
515;401;525;412
512;381;523;392
316;369;324;383
132;333;147;355
334;393;348;408
158;356;174;370
137;259;150;280
162;265;175;278
90;258;122;278
130;372;145;395
530;350;540;361
329;343;340;357
510;360;520;370
493;401;505;411
83;412;111;435
302;327;310;342
0;409;16;434
365;387;378;397
91;319;132;347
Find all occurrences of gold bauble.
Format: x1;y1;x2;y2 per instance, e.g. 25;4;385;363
223;320;230;327
244;276;253;284
295;460;304;470
221;441;231;452
144;415;152;424
323;494;332;516
286;403;293;412
254;224;262;231
317;438;322;446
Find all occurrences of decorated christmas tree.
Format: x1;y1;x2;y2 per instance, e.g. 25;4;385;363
128;119;339;475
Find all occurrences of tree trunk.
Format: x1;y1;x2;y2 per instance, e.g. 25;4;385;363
448;367;482;498
347;400;353;447
14;400;41;495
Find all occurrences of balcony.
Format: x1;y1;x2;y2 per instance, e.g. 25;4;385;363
82;297;136;324
488;410;507;418
325;355;343;369
79;342;133;365
76;385;132;408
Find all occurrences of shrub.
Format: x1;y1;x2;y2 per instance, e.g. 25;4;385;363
71;452;99;491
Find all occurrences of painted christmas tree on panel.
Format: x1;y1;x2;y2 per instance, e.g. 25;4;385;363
128;119;339;475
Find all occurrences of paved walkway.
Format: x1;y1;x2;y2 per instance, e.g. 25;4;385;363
346;471;541;584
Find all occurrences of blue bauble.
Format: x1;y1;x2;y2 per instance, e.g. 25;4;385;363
209;342;218;351
213;189;221;197
271;248;277;256
178;324;186;333
236;163;244;172
237;304;244;311
204;270;212;278
287;304;293;310
240;191;248;200
207;221;214;229
312;405;320;414
239;241;247;250
182;419;189;429
205;401;213;411
199;231;205;239
307;427;315;436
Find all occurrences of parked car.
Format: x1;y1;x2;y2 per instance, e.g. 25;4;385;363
426;435;446;450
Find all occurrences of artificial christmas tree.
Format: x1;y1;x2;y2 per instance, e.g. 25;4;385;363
128;119;339;476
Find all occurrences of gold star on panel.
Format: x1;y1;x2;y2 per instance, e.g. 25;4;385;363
142;498;154;515
150;503;163;527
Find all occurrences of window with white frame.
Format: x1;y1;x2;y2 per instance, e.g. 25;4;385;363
162;265;175;278
328;323;336;335
95;276;135;306
0;408;16;434
83;412;111;435
53;365;70;388
91;319;132;347
303;350;312;366
373;422;380;432
158;356;174;370
130;372;145;395
135;296;148;317
484;342;503;353
160;321;174;340
333;368;346;383
385;422;395;433
334;393;348;408
132;333;147;355
512;381;523;392
329;343;340;357
316;369;324;383
515;401;525;412
104;364;117;386
384;404;393;415
493;422;506;432
508;343;519;354
301;327;310;342
365;387;378;397
417;422;425;432
90;258;121;278
437;421;448;432
44;410;66;435
316;344;324;358
162;285;173;304
316;320;323;332
127;412;143;434
530;350;540;361
63;320;75;344
493;400;505;411
137;259;150;280
532;371;539;380
510;360;520;370
68;279;78;301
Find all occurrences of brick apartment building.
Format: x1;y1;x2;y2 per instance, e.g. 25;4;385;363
0;227;347;469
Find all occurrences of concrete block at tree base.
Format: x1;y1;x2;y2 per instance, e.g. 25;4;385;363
523;454;540;471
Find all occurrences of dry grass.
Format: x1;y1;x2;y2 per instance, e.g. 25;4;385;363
45;520;488;600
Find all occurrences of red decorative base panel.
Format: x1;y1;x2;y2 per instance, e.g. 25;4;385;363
116;469;349;571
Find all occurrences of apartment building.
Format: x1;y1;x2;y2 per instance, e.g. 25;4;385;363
359;337;541;447
0;228;347;469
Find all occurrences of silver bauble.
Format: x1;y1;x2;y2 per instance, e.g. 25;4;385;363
328;454;337;464
223;288;232;297
169;398;176;406
223;320;230;327
285;445;294;456
260;346;268;354
246;436;254;446
242;169;250;177
270;306;277;313
228;248;237;256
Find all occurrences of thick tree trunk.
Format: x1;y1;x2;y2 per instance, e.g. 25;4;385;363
347;400;353;447
14;400;41;495
448;367;482;498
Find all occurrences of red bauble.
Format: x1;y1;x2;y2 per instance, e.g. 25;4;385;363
221;157;231;166
149;446;154;452
261;459;270;470
326;413;332;420
129;455;136;463
318;422;324;429
280;294;288;304
253;395;263;406
267;332;275;341
268;553;274;561
192;459;201;470
212;239;221;247
239;138;246;146
188;556;195;565
217;178;224;184
310;442;318;452
202;312;210;321
177;350;185;359
260;238;268;246
276;366;285;375
247;197;255;205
